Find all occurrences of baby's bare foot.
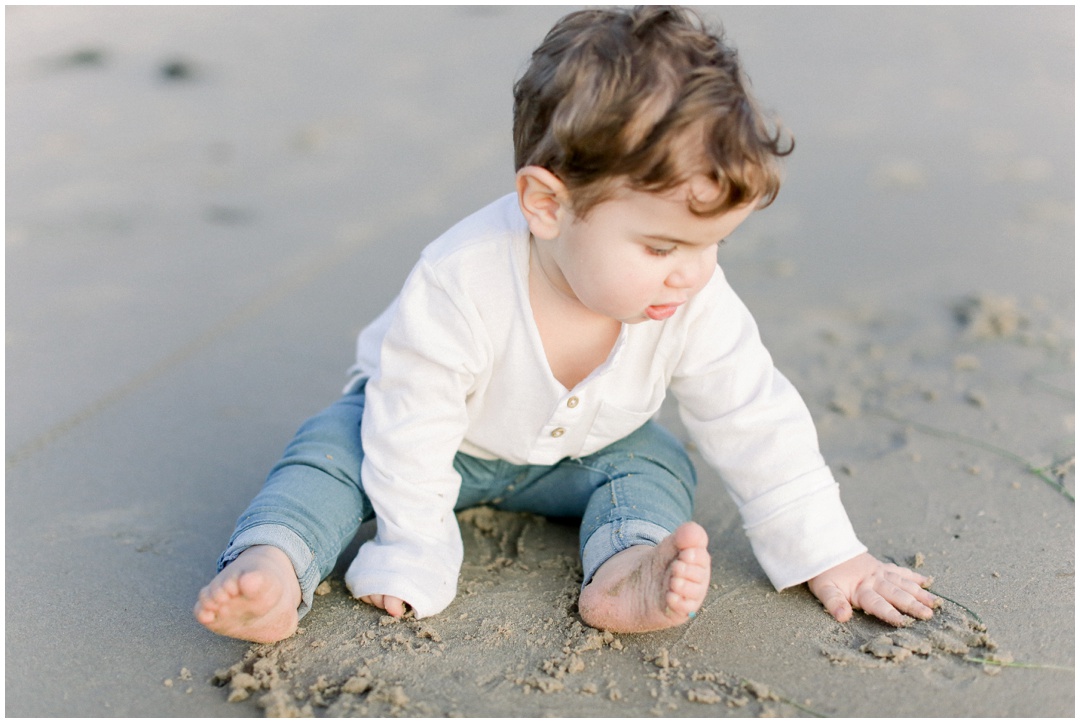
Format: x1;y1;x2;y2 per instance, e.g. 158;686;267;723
578;522;710;633
194;545;301;644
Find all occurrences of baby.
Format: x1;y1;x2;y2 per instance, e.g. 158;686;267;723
195;6;938;644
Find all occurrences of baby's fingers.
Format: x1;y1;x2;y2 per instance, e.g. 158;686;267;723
362;592;408;613
854;586;909;627
885;562;934;589
382;595;408;617
812;581;854;623
885;576;939;620
898;574;940;609
359;593;408;617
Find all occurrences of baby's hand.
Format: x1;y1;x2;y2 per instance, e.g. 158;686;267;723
807;552;939;626
360;593;410;618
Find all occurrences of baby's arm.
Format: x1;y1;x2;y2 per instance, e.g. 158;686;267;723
346;257;490;619
807;552;940;626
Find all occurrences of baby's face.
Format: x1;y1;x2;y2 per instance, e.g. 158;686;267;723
545;180;755;324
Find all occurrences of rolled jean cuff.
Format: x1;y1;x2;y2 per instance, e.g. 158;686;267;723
217;523;321;620
580;519;672;589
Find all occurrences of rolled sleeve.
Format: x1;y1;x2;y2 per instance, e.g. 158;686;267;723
739;468;866;589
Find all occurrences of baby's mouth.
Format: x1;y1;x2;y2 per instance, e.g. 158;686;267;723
645;303;681;321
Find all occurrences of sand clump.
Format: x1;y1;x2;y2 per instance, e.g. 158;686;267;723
822;605;1010;676
955;294;1025;340
953;292;1071;349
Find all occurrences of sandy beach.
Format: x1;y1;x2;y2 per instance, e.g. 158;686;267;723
6;6;1073;717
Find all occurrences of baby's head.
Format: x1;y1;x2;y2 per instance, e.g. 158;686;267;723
513;6;792;219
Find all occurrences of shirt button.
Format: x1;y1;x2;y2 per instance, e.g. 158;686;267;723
566;396;579;408
550;427;566;438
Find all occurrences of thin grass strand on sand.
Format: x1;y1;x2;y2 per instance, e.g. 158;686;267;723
872;409;1075;502
929;589;983;624
964;656;1075;673
737;678;829;718
882;557;984;624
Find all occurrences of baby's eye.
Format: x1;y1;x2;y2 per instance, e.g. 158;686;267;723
647;246;676;257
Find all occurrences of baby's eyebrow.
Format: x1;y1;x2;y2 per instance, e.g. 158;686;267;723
642;233;720;247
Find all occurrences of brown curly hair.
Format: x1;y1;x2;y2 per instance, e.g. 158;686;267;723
513;5;793;217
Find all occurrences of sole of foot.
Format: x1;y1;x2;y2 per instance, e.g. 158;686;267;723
194;545;302;644
578;521;711;633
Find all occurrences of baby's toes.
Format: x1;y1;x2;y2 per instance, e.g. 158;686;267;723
676;544;703;567
666;581;707;616
665;589;696;617
196;585;214;606
672;558;709;585
684;576;710;605
668;570;707;610
194;592;217;620
209;582;235;606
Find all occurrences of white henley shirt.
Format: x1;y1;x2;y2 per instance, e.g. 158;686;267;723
344;193;866;618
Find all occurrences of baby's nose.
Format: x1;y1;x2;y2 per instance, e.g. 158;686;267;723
667;260;706;288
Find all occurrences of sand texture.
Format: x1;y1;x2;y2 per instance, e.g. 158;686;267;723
6;6;1073;717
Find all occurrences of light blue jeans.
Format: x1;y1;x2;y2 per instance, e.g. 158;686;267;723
219;380;698;618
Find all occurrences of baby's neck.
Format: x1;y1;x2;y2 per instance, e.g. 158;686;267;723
528;241;621;390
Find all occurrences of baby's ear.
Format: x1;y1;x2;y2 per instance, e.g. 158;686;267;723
516;166;568;241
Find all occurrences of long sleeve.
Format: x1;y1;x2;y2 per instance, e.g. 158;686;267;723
344;256;490;618
668;269;866;590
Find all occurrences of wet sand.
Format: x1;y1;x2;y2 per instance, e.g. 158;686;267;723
6;6;1073;717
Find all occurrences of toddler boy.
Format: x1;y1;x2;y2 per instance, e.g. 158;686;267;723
195;6;938;644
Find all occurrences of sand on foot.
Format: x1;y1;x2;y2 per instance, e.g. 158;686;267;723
194;545;302;644
578;521;711;633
